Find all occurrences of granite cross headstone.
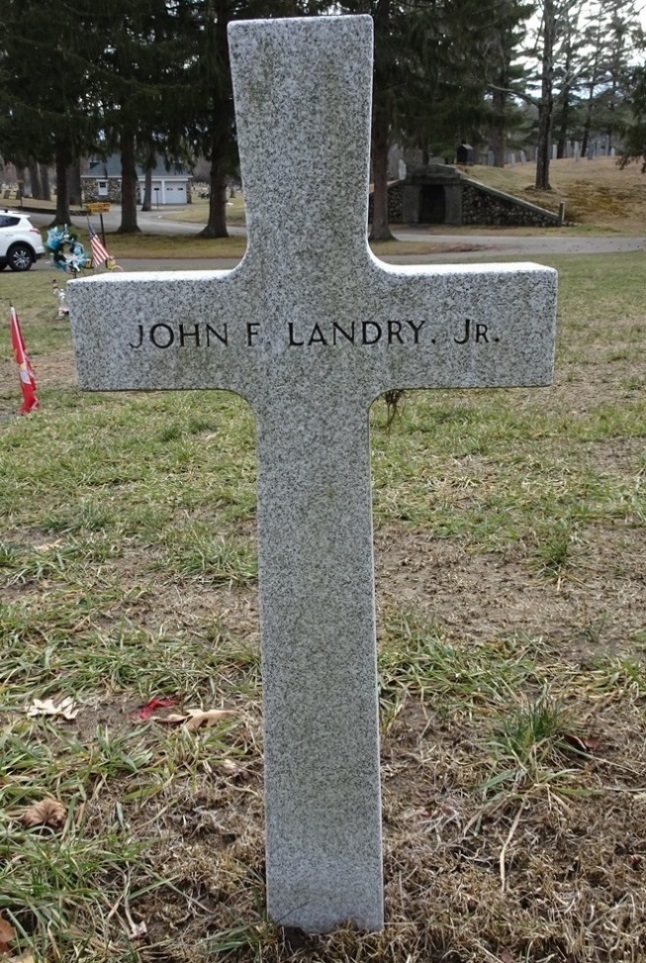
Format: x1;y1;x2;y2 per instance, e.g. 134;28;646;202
68;15;557;935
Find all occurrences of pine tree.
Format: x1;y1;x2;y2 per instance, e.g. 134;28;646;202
0;0;99;222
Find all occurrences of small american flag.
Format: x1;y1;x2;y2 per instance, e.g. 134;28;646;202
88;223;110;267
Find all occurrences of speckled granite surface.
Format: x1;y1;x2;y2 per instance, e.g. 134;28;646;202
68;15;557;934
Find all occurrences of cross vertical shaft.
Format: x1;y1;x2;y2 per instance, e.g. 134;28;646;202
254;388;382;930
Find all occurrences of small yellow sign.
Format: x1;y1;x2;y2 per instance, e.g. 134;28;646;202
87;202;111;214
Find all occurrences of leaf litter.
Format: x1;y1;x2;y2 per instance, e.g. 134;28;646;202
0;916;15;954
26;697;78;720
21;798;67;829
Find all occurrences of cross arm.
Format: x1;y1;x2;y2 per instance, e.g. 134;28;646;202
68;268;260;396
354;259;558;402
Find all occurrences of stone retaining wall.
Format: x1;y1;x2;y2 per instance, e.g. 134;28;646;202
82;178;141;204
461;180;559;227
368;183;403;224
368;171;560;228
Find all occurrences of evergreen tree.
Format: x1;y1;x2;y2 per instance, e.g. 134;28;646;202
620;61;646;170
89;0;195;233
486;0;536;167
185;0;325;240
340;0;529;239
0;0;99;222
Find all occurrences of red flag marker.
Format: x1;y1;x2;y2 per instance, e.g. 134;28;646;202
9;305;39;414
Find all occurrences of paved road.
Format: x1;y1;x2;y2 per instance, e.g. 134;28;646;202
28;207;645;272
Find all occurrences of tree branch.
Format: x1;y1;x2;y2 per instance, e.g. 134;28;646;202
486;83;539;107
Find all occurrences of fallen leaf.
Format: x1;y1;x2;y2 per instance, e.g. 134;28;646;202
128;921;148;940
132;696;176;721
22;797;67;829
499;952;515;963
7;955;34;963
34;540;62;553
27;697;78;720
563;733;602;754
150;707;236;731
0;915;15;954
184;708;236;732
220;759;244;775
152;712;190;724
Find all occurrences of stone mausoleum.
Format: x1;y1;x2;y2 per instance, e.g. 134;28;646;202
370;164;561;228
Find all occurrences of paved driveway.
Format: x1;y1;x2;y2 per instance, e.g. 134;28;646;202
28;207;645;272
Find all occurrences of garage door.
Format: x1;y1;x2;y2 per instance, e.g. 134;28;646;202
165;183;187;204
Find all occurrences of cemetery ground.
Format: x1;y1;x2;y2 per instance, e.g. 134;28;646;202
0;249;645;963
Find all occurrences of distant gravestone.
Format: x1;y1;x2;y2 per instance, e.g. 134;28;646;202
68;15;557;935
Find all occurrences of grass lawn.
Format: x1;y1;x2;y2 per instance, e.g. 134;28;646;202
0;250;645;961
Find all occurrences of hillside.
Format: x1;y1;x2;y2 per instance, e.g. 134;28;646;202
465;156;646;233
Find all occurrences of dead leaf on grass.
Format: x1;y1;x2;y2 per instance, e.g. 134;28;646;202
34;540;62;553
131;696;176;721
27;697;79;720
153;712;192;724
563;733;602;754
0;915;15;953
152;707;236;731
185;708;236;732
220;758;244;775
22;797;67;829
128;920;148;940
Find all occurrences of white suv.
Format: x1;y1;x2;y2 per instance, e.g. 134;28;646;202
0;210;46;271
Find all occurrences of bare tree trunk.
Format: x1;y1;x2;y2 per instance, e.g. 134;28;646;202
118;129;141;233
535;0;555;191
369;0;394;242
201;0;231;239
28;158;42;199
535;104;553;190
581;98;593;157
141;167;153;211
369;106;393;241
15;166;25;196
40;165;51;200
67;162;82;206
491;86;507;168
54;152;71;224
202;158;229;237
556;88;570;158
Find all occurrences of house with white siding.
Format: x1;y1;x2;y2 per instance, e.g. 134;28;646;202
82;155;191;205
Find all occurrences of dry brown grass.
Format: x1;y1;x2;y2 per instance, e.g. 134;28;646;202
467;156;646;233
